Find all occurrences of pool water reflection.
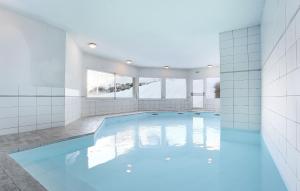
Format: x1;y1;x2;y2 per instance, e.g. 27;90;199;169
11;112;287;191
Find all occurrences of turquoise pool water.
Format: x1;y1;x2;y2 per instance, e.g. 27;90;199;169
11;112;287;191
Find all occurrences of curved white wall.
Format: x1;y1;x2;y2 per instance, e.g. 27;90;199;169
0;6;220;135
81;52;220;117
0;7;66;135
0;7;66;87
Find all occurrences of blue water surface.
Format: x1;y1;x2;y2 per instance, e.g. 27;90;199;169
11;112;287;191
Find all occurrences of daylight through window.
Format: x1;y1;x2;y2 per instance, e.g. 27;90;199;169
166;78;187;99
139;78;162;99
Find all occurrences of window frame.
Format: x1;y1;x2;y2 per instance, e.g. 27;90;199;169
86;69;189;101
115;74;135;99
86;69;135;100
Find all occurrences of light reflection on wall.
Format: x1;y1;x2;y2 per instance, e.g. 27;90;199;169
139;126;161;147
165;125;187;146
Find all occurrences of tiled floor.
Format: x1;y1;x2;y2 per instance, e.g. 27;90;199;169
0;116;104;153
0;112;143;191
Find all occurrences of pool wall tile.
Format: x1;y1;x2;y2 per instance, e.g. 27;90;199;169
261;2;300;191
219;25;261;131
0;86;78;136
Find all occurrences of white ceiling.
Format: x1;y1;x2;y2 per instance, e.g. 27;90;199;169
0;0;264;68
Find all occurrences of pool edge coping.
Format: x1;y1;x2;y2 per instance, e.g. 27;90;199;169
0;111;145;191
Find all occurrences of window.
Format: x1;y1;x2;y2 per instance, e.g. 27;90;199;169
139;77;161;99
166;78;187;99
116;75;134;98
87;70;115;98
87;70;134;98
206;78;220;99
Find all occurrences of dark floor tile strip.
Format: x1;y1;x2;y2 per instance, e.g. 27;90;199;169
0;166;21;191
0;153;46;191
0;112;141;191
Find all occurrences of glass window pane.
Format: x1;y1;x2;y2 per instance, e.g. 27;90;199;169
206;78;220;99
166;78;187;99
116;75;134;98
139;78;161;99
87;70;115;98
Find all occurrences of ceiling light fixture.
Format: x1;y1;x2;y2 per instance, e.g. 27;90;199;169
125;60;133;65
88;43;97;49
163;66;169;69
207;65;213;68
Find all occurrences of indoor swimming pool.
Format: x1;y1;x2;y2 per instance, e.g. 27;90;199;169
11;112;287;191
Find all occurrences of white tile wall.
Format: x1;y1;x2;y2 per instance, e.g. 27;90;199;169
261;1;300;190
204;99;220;112
81;98;193;117
138;99;192;111
65;88;81;125
0;86;65;135
219;25;261;131
81;98;138;117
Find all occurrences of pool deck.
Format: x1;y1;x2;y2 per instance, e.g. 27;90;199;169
0;112;144;191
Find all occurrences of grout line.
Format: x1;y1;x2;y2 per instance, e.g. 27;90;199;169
35;88;38;131
247;28;250;130
0;95;66;97
17;86;19;136
220;27;262;130
51;88;53;129
221;69;261;74
232;31;235;129
262;6;300;67
284;4;288;160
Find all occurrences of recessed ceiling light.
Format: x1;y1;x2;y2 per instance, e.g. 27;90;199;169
125;60;133;64
163;66;169;69
207;65;213;68
88;43;97;49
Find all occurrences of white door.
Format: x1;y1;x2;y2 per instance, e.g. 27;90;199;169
192;79;204;108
